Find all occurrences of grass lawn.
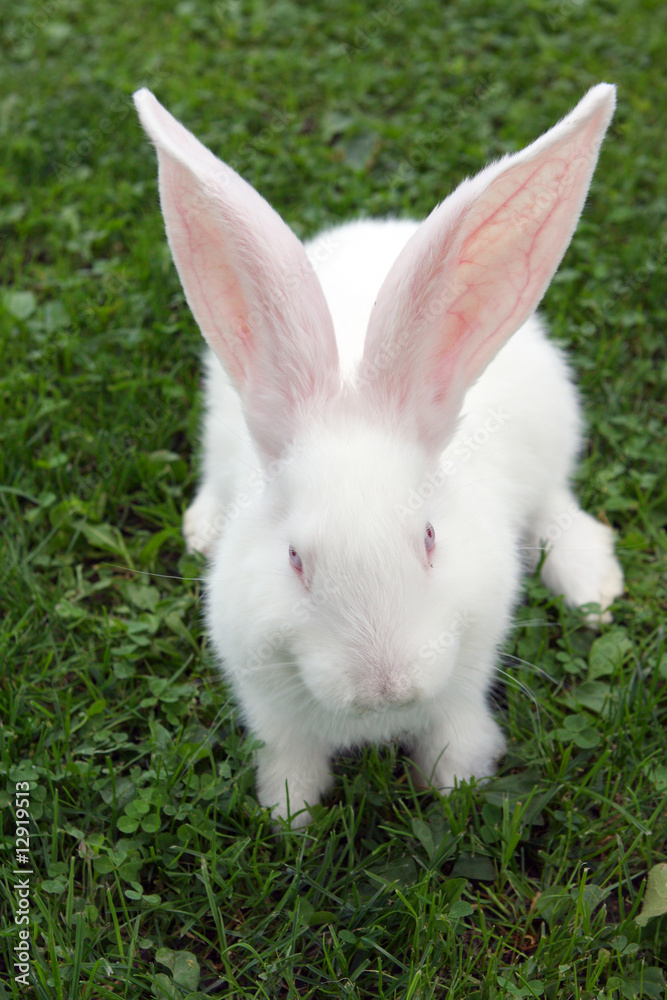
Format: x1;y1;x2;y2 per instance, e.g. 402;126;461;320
1;1;665;997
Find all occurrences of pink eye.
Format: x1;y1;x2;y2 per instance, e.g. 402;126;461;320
425;522;435;554
289;546;303;572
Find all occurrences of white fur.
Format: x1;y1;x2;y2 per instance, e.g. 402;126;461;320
135;84;624;827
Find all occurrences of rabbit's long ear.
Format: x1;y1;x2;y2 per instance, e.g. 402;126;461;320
134;89;339;459
361;84;616;452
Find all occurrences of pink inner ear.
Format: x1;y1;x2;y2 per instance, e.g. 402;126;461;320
134;88;340;458
167;161;253;384
362;85;615;448
454;151;587;383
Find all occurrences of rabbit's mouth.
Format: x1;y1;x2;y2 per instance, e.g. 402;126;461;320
349;684;421;717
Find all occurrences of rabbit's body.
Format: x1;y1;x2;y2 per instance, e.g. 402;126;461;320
135;84;624;826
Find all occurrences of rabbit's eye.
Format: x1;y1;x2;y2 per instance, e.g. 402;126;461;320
424;522;435;554
289;546;303;572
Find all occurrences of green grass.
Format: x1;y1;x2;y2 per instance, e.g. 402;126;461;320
1;1;666;997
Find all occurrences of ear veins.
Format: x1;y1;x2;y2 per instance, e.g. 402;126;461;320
457;155;579;381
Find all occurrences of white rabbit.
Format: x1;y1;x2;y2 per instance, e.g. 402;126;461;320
134;84;623;827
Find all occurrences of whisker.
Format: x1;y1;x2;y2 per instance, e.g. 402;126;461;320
502;653;559;685
495;666;541;705
97;561;206;583
508;618;559;629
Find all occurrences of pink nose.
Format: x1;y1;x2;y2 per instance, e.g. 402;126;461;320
353;672;419;712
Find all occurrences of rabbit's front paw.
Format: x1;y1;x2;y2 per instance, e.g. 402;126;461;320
183;490;226;556
255;742;333;830
540;507;624;625
410;710;506;792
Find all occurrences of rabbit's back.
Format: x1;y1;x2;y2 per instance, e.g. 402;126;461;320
307;219;419;378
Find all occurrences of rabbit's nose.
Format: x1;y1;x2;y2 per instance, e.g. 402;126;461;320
353;669;420;712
